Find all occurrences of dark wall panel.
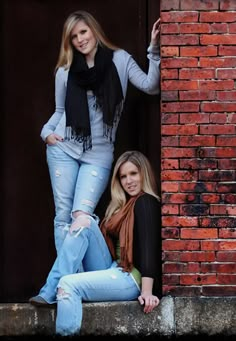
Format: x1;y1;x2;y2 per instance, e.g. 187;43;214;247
1;0;160;302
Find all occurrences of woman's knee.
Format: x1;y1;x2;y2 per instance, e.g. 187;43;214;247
57;275;83;301
72;210;90;220
70;214;91;234
57;276;72;300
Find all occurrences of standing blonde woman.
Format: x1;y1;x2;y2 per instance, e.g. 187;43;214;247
40;10;161;253
30;150;161;337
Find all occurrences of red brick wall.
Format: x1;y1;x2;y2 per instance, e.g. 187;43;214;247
160;0;236;296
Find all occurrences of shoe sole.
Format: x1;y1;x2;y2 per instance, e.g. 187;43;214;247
29;299;56;308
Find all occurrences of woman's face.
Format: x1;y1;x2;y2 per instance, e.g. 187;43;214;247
119;161;142;197
71;20;97;58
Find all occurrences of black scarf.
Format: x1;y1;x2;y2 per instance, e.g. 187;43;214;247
65;45;124;151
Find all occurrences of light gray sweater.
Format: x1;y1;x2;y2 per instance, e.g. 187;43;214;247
40;45;160;170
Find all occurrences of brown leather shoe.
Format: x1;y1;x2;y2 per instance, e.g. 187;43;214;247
29;295;56;307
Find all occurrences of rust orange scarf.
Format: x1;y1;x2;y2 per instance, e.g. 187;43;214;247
100;192;144;272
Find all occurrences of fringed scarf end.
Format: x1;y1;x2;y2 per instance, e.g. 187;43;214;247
65;126;92;151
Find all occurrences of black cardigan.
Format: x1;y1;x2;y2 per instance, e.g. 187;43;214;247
133;193;162;297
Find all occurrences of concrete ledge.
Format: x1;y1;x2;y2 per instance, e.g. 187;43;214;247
0;297;236;338
175;297;236;336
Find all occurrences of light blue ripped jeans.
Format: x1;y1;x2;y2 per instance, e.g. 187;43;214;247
46;144;111;253
55;220;140;336
56;262;140;336
36;215;139;336
38;215;112;303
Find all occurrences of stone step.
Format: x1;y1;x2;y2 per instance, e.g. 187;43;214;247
0;297;236;338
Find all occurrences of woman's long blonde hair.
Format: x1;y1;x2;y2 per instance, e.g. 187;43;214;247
55;10;120;72
104;150;160;221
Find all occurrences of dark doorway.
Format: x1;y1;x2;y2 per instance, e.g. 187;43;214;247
1;0;160;302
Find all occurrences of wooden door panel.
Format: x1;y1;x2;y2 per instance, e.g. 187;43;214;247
1;0;160;301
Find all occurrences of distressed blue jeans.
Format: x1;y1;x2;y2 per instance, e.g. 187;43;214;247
46;144;111;253
38;215;113;303
56;261;140;336
37;215;140;336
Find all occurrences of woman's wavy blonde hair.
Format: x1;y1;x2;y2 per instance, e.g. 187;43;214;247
104;150;160;221
55;10;120;72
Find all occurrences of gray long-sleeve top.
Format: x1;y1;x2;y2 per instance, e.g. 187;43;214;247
40;45;160;170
